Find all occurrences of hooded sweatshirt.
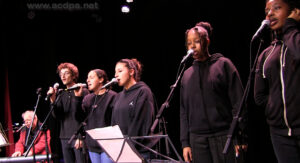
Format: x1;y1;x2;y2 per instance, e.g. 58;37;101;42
111;81;154;138
254;18;300;136
180;53;244;148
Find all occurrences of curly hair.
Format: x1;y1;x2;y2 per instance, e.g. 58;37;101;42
57;62;79;82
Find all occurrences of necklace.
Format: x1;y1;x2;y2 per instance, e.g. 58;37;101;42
92;95;99;109
91;89;108;110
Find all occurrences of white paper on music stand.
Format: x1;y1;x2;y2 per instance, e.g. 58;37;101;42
86;125;142;163
0;123;9;147
0;133;8;147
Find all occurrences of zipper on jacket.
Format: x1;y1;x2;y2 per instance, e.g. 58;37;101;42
279;43;291;136
262;43;276;78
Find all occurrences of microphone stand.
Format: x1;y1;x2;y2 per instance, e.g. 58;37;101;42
150;60;187;156
67;90;108;163
24;91;63;163
24;88;42;162
223;38;265;154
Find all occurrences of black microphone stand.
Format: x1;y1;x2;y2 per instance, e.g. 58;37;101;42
67;90;109;163
24;88;42;162
24;90;63;163
67;122;87;162
223;38;265;154
150;59;187;157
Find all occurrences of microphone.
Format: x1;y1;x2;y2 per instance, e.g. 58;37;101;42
45;83;60;101
181;49;194;63
36;88;42;95
101;78;118;90
65;83;87;91
16;124;26;132
252;20;270;41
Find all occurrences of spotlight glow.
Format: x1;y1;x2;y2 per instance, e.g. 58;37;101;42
121;5;130;13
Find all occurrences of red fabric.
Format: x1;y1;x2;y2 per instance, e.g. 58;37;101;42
14;129;51;155
4;70;15;157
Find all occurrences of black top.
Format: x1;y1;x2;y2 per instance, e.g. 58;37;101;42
82;90;117;153
180;53;244;148
111;81;155;138
52;88;89;139
254;18;300;136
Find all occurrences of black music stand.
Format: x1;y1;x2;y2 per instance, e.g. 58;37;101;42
86;125;184;163
0;123;9;148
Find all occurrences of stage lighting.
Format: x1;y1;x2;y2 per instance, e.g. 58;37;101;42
121;5;130;13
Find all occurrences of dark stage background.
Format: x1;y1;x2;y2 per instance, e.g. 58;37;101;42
1;0;277;162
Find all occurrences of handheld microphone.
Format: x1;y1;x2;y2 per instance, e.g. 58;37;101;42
45;83;60;101
101;78;118;90
65;83;87;91
252;20;270;41
16;124;26;132
181;49;194;63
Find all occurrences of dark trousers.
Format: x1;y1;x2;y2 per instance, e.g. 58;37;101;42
190;134;236;163
271;133;300;163
60;139;85;163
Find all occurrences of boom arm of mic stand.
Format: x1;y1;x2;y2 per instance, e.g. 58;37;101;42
223;39;264;154
24;93;62;163
150;63;186;133
25;93;42;147
68;122;86;145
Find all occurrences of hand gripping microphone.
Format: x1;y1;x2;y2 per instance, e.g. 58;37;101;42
45;83;59;101
101;78;118;90
65;83;87;91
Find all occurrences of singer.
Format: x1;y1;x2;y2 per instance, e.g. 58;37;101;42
11;110;51;157
180;21;246;163
82;69;116;163
254;0;300;163
111;58;155;160
47;62;89;163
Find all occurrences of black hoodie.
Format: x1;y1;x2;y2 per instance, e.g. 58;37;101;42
180;53;244;148
111;81;154;138
254;18;300;136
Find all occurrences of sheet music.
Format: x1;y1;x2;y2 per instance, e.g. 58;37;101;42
0;123;9;147
86;125;142;163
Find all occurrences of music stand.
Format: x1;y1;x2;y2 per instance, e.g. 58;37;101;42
86;125;184;163
0;123;9;148
86;125;144;163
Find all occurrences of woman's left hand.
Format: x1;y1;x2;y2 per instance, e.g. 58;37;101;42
288;8;300;22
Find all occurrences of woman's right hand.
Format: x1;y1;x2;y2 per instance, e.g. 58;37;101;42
47;87;57;103
183;147;192;163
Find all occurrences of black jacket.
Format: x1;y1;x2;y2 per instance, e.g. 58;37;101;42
180;53;244;148
82;90;116;153
254;18;300;136
111;81;154;138
52;88;89;139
